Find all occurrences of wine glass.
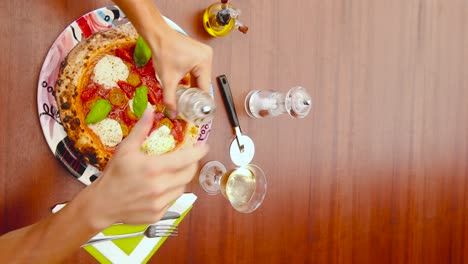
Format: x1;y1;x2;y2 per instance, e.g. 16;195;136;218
199;161;267;213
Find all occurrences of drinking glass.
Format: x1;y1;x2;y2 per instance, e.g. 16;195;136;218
244;86;311;118
199;161;267;213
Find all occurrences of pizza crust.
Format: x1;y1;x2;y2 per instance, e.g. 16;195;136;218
179;123;200;149
55;23;198;170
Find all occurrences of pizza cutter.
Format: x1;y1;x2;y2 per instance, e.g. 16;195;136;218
217;75;255;166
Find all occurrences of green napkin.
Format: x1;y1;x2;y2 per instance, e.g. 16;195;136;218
52;193;197;263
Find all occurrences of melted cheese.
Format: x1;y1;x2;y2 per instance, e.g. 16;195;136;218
92;55;129;89
88;118;123;148
141;125;176;155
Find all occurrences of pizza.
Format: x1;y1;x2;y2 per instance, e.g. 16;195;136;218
55;23;198;170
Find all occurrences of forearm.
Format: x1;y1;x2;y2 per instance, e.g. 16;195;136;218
0;193;103;263
113;0;173;52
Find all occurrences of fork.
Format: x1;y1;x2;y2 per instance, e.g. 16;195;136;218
81;224;178;247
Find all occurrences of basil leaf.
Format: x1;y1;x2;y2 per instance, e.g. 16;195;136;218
85;99;112;125
163;108;170;117
133;86;149;118
133;36;152;68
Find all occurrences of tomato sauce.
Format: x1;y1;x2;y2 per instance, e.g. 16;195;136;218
81;45;189;145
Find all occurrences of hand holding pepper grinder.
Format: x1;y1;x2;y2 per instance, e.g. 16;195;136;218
203;0;248;37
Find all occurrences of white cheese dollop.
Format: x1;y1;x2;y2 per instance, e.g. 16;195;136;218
88;118;123;148
92;55;129;89
141;125;176;155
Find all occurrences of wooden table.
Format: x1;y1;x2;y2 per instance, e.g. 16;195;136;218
1;0;467;263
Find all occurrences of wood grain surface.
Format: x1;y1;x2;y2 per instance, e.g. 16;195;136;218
1;0;467;263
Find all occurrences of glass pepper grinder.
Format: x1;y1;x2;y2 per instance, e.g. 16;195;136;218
244;87;312;118
203;0;248;37
176;86;216;126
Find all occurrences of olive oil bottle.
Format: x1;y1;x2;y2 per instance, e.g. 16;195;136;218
203;0;248;37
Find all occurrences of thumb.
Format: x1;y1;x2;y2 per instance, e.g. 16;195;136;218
119;108;153;151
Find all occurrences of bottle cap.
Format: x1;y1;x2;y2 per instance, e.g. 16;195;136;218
216;9;231;26
238;25;249;34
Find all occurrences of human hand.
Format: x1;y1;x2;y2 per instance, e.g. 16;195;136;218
150;29;213;110
112;0;213;111
78;109;208;229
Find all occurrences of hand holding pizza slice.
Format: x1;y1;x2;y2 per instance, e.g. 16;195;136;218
79;108;209;228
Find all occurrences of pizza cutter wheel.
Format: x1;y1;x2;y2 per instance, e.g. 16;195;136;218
217;75;255;166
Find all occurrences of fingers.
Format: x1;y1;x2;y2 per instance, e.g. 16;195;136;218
191;45;212;93
151;58;177;110
160;77;178;111
174;163;198;185
157;43;213;110
191;63;212;94
192;67;212;94
119;108;153;151
155;186;186;212
131;187;185;224
152;204;172;223
151;144;209;172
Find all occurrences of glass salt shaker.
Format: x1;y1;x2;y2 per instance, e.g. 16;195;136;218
244;86;311;118
176;86;216;126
